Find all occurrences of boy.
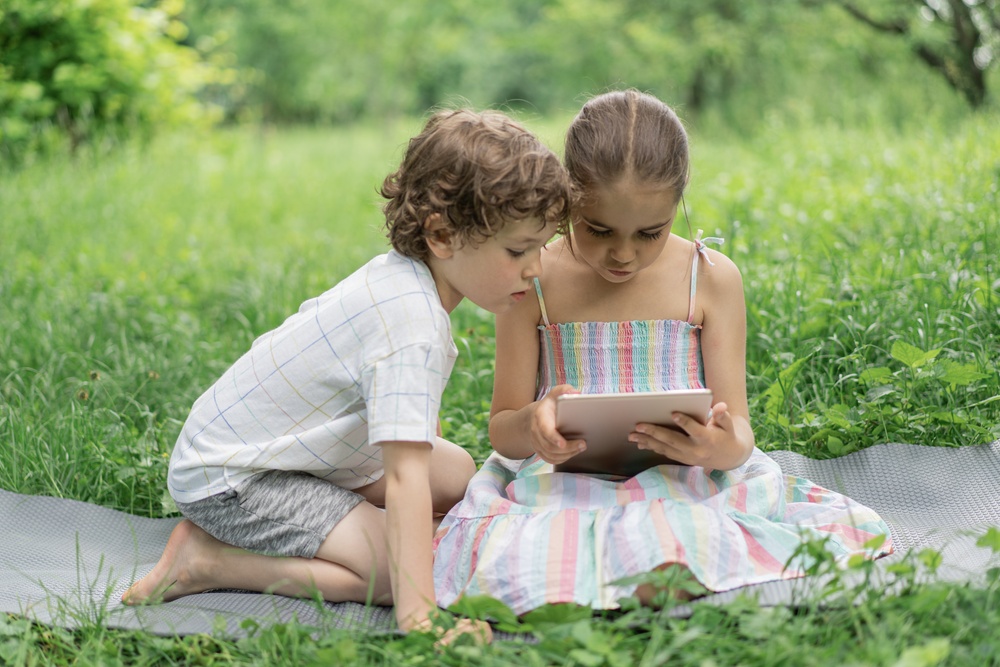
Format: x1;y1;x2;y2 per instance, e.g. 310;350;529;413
123;109;573;643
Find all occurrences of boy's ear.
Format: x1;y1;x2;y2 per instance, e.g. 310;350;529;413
423;213;455;259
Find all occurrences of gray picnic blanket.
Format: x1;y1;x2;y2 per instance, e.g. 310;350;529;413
2;440;999;637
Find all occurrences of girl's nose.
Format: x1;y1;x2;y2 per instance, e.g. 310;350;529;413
610;242;635;264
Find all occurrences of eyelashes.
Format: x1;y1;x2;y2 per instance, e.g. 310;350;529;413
584;226;663;241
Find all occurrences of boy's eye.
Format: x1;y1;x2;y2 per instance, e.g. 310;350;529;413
507;249;527;258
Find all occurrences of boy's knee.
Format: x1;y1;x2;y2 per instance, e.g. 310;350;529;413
432;442;477;511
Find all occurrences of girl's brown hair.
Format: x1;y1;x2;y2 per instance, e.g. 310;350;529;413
564;89;689;197
381;109;574;260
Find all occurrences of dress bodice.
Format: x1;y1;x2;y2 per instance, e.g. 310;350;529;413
532;230;720;401
536;319;705;400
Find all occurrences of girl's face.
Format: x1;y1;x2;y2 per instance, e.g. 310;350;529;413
572;180;679;284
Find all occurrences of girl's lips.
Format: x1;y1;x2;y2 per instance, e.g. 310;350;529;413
511;291;527;302
607;268;631;277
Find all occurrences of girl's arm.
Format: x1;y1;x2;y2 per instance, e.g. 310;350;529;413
489;291;584;462
631;251;755;470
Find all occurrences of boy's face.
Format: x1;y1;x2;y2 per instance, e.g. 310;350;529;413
427;217;558;314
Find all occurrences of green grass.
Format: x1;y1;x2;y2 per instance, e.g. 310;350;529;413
1;113;999;664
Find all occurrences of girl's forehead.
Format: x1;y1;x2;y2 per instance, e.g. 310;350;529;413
596;178;678;199
580;182;679;223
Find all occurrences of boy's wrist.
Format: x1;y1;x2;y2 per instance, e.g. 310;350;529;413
396;605;436;632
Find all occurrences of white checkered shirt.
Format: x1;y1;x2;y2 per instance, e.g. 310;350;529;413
168;252;458;503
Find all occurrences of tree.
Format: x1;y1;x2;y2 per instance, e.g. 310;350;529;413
815;0;998;108
0;0;224;161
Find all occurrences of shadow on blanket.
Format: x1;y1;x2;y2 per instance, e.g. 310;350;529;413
2;440;999;638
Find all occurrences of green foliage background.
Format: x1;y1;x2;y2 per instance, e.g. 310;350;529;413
3;0;999;163
183;0;990;128
0;0;229;161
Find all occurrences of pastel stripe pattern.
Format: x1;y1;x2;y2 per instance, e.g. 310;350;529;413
434;312;893;614
537;320;705;397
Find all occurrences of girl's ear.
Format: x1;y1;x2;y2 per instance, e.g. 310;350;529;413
424;213;455;259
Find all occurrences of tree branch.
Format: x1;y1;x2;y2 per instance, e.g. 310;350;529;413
945;0;979;55
835;1;909;34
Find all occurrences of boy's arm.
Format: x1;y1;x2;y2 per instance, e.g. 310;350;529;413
379;440;437;631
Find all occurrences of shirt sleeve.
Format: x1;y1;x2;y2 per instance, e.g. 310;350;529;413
362;341;451;447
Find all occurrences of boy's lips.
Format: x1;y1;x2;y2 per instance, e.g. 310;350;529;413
511;290;527;302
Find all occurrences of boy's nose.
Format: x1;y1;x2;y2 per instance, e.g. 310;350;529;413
523;253;543;279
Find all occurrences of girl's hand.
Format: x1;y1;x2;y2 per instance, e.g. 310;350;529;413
629;401;747;470
530;384;587;464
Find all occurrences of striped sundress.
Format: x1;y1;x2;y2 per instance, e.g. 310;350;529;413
433;237;893;614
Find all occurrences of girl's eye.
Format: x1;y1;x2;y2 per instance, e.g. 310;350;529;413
639;230;664;241
585;226;612;238
507;249;527;258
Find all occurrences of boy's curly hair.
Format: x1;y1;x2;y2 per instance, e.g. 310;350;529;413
381;109;574;260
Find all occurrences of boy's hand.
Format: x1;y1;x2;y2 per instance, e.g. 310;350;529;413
530;384;586;464
411;616;493;647
441;618;493;646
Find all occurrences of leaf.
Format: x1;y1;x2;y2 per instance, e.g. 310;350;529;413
846;553;867;569
859;366;892;384
762;356;810;419
917;548;943;574
864;533;888;551
568;649;605;667
976;526;1000;553
891;638;950;667
929;411;966;425
890;341;940;369
822;404;855;430
864;384;897;402
886;561;916;577
520;603;592;629
827;435;845;455
936;359;990;388
447;595;519;626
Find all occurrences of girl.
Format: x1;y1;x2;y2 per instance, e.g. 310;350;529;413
433;90;893;613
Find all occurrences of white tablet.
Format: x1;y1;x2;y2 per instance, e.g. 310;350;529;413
553;389;713;476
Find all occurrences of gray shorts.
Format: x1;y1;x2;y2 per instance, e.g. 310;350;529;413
175;470;366;558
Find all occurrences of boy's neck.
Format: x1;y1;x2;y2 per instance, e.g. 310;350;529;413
423;256;462;314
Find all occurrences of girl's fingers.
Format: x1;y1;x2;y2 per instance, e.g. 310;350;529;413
670;412;700;435
711;408;733;432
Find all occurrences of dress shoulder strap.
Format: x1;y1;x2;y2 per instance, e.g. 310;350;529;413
533;277;551;326
687;229;725;324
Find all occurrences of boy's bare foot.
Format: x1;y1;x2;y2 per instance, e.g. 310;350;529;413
122;519;221;605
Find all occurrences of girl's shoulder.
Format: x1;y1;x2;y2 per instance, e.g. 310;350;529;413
541;238;586;276
663;234;740;281
692;243;745;320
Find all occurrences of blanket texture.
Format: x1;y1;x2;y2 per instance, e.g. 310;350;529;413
2;441;998;637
